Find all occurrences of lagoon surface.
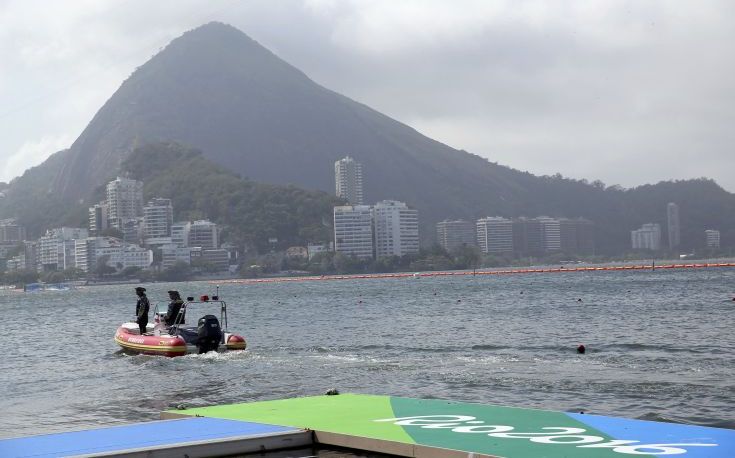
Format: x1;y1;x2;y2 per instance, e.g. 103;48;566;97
1;268;734;439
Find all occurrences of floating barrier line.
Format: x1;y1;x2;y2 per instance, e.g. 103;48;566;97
210;262;735;285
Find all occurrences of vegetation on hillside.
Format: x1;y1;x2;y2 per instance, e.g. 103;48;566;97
121;142;343;253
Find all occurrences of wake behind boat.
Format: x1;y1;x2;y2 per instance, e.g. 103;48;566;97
115;294;246;357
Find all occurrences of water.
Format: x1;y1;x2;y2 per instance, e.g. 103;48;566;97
1;268;734;439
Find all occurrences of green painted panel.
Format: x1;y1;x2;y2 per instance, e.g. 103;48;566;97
173;395;669;457
178;394;415;444
388;396;640;458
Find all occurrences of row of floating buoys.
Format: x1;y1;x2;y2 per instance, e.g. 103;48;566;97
214;262;735;285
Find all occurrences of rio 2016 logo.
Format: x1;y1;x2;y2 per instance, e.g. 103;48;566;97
374;415;717;455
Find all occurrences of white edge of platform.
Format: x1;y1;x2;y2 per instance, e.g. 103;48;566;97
69;430;312;458
161;412;506;458
313;431;504;458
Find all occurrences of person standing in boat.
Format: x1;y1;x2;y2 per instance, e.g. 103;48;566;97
164;290;186;326
135;287;150;335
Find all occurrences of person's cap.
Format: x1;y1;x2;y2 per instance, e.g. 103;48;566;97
135;287;146;292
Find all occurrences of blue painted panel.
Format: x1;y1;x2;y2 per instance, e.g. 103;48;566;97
567;412;735;458
0;417;300;458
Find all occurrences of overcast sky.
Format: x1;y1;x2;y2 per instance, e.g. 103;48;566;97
1;0;734;191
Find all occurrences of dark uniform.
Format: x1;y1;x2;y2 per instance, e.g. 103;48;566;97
135;287;150;335
164;290;185;327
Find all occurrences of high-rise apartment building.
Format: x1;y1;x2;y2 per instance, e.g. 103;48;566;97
512;217;544;256
24;241;38;271
88;203;109;235
171;222;191;247
705;229;720;249
334;156;364;205
334;205;374;259
0;218;26;242
667;202;681;250
436;220;476;251
75;236;152;273
143;198;173;239
120;217;144;244
373;200;419;258
476;217;513;254
559;218;595;255
537;217;561;252
38;227;88;271
106;177;143;229
188;220;219;249
631;223;662;250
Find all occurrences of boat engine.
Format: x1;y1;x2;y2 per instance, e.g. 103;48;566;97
197;315;222;354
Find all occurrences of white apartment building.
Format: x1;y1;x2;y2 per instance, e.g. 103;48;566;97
75;237;120;273
106;177;143;228
373;200;419;258
705;229;720;249
334;156;364;205
334;205;374;259
436;219;476;251
171;222;191;247
143;198;173;240
189;220;218;249
88;202;109;235
477;217;513;254
537;216;562;252
39;227;88;271
6;254;26;271
632;223;662;250
75;237;152;272
117;244;154;269
162;244;202;269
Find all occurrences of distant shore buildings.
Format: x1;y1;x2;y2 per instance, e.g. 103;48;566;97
333;205;374;259
333;201;420;260
705;229;720;249
0;176;230;276
333;158;419;260
667;202;680;251
334;156;364;205
436;216;594;256
631;223;662;251
436;220;476;251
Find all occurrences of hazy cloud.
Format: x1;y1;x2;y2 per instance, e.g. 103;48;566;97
1;0;733;191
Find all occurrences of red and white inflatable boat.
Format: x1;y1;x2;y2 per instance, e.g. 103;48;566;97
115;295;246;357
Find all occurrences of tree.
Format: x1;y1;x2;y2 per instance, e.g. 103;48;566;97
159;261;191;281
121;266;142;278
95;255;117;278
62;267;85;280
452;244;481;270
1;269;39;285
41;271;65;284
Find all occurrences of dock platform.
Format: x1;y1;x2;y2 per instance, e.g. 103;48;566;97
164;394;735;458
2;394;734;457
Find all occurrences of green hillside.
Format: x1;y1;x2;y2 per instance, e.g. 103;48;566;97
121;142;342;253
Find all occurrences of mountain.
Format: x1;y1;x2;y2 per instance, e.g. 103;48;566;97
1;22;734;253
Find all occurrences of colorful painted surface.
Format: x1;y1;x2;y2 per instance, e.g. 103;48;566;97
0;417;299;458
175;394;735;458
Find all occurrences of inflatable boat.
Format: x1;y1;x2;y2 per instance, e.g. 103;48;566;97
115;295;246;357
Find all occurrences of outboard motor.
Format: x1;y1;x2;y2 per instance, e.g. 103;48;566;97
197;315;222;354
